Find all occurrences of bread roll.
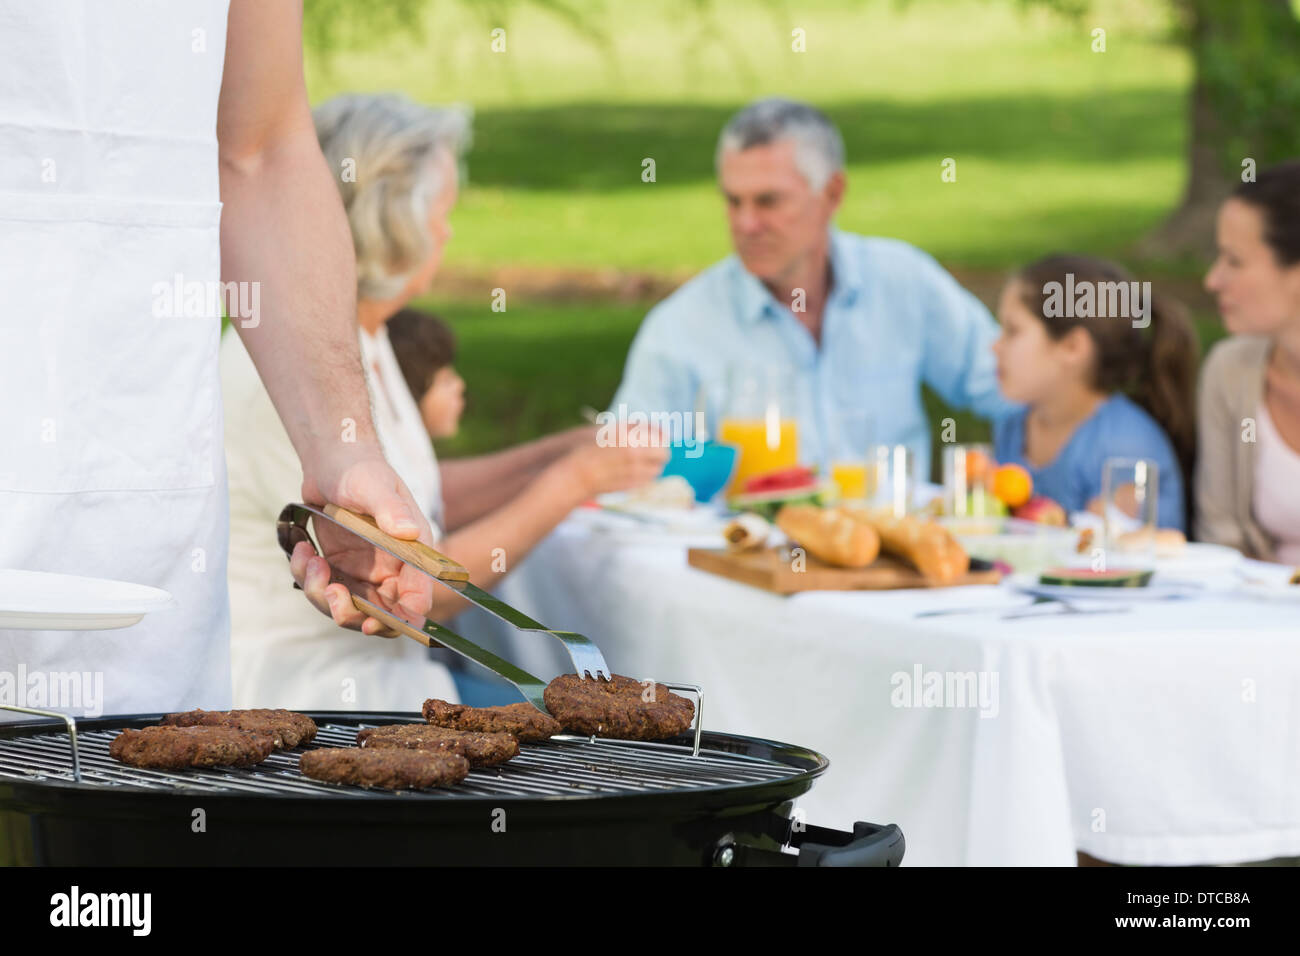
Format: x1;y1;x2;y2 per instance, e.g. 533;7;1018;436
1117;527;1187;557
841;507;969;584
775;505;880;568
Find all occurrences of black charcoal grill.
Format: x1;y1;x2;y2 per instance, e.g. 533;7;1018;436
0;712;903;866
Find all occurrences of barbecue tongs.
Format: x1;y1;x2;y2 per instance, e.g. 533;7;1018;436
276;503;611;715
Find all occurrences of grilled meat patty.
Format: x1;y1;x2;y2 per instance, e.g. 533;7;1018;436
543;674;694;741
421;699;561;743
109;725;275;769
161;708;318;749
299;747;469;790
357;724;520;767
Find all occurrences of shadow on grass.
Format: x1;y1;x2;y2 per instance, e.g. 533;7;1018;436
465;88;1185;191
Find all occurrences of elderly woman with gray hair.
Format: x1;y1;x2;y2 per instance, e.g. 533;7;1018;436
221;93;664;711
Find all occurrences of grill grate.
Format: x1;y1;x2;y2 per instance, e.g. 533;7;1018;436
0;721;803;799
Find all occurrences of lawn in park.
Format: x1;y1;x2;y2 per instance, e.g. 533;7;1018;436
304;0;1215;468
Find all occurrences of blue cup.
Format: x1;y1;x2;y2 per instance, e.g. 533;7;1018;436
660;440;738;503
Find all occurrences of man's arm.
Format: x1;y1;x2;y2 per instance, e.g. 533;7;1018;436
915;252;1017;424
219;0;363;464
218;0;433;632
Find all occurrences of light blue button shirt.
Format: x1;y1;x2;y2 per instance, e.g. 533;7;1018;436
611;229;1014;481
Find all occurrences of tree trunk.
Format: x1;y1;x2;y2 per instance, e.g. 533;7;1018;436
1134;77;1230;261
1134;1;1229;261
1137;0;1298;261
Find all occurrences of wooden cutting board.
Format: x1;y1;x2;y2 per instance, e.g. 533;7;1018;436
687;547;1001;594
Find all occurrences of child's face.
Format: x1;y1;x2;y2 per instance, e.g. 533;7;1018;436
993;281;1089;404
419;365;465;439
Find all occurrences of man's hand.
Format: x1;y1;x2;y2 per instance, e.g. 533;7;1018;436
291;450;436;636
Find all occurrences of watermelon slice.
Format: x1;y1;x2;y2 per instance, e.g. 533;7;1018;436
1038;567;1154;588
727;466;829;520
742;465;818;495
727;483;832;521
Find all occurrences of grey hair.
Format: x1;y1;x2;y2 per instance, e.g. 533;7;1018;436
715;97;845;191
313;93;472;301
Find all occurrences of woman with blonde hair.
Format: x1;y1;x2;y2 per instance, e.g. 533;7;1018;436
221;93;664;710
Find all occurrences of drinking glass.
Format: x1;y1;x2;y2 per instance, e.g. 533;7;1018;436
828;410;876;503
866;444;913;517
719;366;798;494
1101;457;1158;569
941;443;997;520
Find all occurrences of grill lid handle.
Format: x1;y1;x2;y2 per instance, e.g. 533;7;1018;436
725;820;906;867
792;821;906;867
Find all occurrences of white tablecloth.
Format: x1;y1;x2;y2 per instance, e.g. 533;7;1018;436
451;520;1300;866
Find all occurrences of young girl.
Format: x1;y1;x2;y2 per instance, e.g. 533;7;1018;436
991;254;1198;531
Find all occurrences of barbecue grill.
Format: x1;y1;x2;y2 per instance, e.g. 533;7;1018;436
0;712;903;866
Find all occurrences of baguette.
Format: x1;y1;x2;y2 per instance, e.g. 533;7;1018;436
841;507;969;585
775;505;880;568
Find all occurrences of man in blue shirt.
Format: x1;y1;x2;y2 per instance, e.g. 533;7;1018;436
611;97;1012;482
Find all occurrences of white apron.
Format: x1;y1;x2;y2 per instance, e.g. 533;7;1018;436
0;0;233;718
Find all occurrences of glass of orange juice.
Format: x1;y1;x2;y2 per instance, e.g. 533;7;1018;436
719;366;798;494
830;461;868;500
828;409;876;503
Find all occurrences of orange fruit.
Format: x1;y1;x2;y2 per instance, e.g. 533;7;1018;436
964;449;993;485
992;463;1033;508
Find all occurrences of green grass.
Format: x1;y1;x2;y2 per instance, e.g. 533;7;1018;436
424;298;646;457
307;0;1191;271
304;0;1214;467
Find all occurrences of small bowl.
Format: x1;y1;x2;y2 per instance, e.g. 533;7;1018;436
660;441;738;503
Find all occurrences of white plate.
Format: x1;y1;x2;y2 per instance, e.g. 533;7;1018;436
1154;542;1243;574
568;506;728;548
0;569;177;630
1008;572;1203;603
1233;561;1300;603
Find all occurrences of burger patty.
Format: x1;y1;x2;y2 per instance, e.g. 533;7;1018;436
299;747;469;790
161;709;318;749
109;725;275;769
543;674;694;741
357;724;520;767
421;699;561;743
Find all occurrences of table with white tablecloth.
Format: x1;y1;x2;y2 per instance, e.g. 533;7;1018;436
450;518;1300;866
